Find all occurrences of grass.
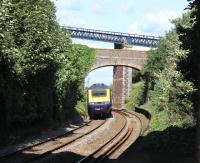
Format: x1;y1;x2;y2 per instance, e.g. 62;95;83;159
139;103;196;155
139;103;170;134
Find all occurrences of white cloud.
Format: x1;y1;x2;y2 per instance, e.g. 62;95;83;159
72;39;114;49
56;10;89;27
66;18;88;27
131;46;151;51
54;0;84;10
128;10;179;36
86;43;113;49
121;0;136;13
92;0;112;14
54;0;89;27
91;0;136;15
87;43;105;49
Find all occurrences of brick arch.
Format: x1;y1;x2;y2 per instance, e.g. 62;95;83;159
90;63;141;72
90;49;147;72
88;49;148;109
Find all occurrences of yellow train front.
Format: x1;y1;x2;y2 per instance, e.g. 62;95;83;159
87;83;112;119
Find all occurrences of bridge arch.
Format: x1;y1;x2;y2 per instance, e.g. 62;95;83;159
90;63;141;72
90;49;147;72
87;48;148;109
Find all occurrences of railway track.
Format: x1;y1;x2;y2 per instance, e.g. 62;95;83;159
105;110;145;161
0;119;107;163
76;110;143;163
0;109;149;163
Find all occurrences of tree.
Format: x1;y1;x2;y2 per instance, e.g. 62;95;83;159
143;13;195;126
177;0;200;160
0;0;95;144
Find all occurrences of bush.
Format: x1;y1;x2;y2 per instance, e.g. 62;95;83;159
75;101;87;117
140;104;196;155
142;18;195;127
0;0;95;145
126;81;145;110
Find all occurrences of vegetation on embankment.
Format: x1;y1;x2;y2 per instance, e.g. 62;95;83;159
140;104;196;155
126;1;199;157
126;81;145;110
0;0;95;146
142;14;196;127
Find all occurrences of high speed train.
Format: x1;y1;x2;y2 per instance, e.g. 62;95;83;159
87;83;112;119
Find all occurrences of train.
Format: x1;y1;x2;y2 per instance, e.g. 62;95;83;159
87;83;112;119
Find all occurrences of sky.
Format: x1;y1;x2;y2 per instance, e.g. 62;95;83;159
53;0;189;87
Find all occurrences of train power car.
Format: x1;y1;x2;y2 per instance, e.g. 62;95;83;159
87;83;112;119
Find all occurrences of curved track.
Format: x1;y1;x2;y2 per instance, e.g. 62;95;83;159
0;120;107;163
76;110;144;163
0;109;150;163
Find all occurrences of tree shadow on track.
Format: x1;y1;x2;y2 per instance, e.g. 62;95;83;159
0;151;85;163
1;126;197;163
105;126;197;163
0;117;87;155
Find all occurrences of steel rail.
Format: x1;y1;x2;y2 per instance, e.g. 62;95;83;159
123;109;150;135
0;119;107;163
99;109;144;162
0;120;92;159
77;111;129;163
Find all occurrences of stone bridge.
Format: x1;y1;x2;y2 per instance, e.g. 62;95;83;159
91;49;147;71
91;48;147;109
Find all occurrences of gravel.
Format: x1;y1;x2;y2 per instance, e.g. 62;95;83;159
35;112;126;163
0;118;89;158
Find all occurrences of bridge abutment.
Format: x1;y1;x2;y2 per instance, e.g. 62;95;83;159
113;66;124;108
123;67;132;98
112;44;132;109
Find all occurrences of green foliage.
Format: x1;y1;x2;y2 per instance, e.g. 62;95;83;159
0;0;95;145
140;4;198;156
126;81;145;110
132;69;141;83
176;1;200;115
143;12;196;127
75;100;87;117
55;44;95;114
140;104;171;134
140;104;196;155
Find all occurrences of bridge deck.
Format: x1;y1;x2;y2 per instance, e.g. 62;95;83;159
64;26;159;47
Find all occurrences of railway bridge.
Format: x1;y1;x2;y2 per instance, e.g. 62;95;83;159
93;48;147;108
65;26;158;108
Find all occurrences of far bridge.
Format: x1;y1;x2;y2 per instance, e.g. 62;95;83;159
65;26;158;108
65;26;158;47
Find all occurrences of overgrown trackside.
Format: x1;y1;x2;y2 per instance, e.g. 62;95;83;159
0;0;95;145
125;10;196;157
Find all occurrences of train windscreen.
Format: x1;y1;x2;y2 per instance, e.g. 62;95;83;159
92;90;107;97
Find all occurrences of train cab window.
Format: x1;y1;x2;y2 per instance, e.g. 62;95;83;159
92;90;107;97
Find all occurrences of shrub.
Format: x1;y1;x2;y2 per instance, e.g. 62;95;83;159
0;0;95;145
126;81;145;110
75;101;87;117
